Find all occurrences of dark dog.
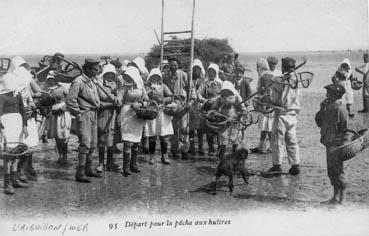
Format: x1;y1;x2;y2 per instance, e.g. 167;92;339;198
213;148;249;194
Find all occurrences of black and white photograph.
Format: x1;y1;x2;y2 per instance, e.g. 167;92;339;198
0;0;369;235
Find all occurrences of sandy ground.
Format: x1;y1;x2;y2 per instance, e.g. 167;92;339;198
0;91;369;218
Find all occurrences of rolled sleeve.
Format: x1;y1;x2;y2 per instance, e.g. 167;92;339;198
66;78;82;116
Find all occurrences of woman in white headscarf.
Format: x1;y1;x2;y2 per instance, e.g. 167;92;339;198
188;59;206;156
144;68;173;165
210;81;246;160
251;58;274;154
197;63;223;156
96;64;121;173
0;63;31;194
332;58;355;117
118;66;149;176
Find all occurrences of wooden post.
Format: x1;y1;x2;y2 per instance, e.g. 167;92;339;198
160;0;165;70
187;0;196;103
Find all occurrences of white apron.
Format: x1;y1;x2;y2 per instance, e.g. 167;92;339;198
121;105;147;143
342;80;354;105
258;113;274;132
0;113;24;148
144;110;173;137
22;118;40;147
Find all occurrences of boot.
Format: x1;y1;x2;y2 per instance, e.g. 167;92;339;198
85;154;102;178
347;104;354;117
4;174;14;194
10;172;29;188
26;153;37;178
98;147;105;172
181;151;188;160
289;164;300;176
17;157;28;183
105;148;121;172
198;132;204;156
339;187;346;204
122;152;131;176
189;140;196;156
130;147;141;173
218;145;226;161
161;153;171;165
75;166;91;183
207;135;215;156
232;144;238;153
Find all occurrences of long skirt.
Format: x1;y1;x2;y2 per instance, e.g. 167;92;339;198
121;105;146;143
46;111;71;139
144;110;173;137
98;108;116;147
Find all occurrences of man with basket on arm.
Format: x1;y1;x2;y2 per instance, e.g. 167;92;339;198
162;57;196;160
66;59;104;183
315;83;348;204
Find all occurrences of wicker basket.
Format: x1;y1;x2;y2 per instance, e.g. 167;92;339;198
330;129;369;161
205;110;230;133
351;80;363;90
164;95;188;118
134;101;159;120
0;142;28;160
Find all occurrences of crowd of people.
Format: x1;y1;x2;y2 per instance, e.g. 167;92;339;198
1;51;369;205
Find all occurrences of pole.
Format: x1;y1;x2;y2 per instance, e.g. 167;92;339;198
187;0;196;103
160;0;165;70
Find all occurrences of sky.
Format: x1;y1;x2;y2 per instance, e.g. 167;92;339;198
0;0;368;54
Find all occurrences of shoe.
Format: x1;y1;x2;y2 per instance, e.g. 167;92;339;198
289;165;300;176
320;198;339;205
161;154;171;165
3;174;14;194
75;166;91;183
96;164;104;173
10;172;29;188
85;158;102;178
250;147;262;154
349;113;355;118
105;162;121;172
358;109;368;113
260;165;283;178
149;155;155;165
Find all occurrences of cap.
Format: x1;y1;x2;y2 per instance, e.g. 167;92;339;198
267;56;278;65
53;52;64;58
281;57;296;71
324;83;345;96
84;58;100;67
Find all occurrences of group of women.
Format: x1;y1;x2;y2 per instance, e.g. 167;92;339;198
1;53;366;195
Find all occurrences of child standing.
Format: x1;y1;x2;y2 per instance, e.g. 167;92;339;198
45;71;71;166
315;83;348;204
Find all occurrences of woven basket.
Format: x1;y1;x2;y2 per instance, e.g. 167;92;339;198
205;110;229;133
135;101;159;120
351;80;363;90
0;142;28;160
164;95;188;118
330;129;369;161
252;96;274;114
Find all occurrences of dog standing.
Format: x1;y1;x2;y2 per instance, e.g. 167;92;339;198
213;148;249;194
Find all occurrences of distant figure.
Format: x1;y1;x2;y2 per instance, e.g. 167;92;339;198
267;56;282;77
355;52;369;113
315;83;348;205
332;59;355;117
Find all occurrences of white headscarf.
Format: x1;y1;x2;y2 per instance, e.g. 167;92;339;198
125;66;143;90
256;58;270;78
339;58;352;78
148;68;162;82
0;56;32;94
133;57;148;75
101;64;117;78
193;59;205;77
207;63;223;84
221;80;240;98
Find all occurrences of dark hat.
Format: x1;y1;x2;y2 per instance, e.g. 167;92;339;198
267;56;278;65
281;57;296;71
324;83;345;96
168;57;180;64
110;59;122;68
83;58;100;67
53;52;64;58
